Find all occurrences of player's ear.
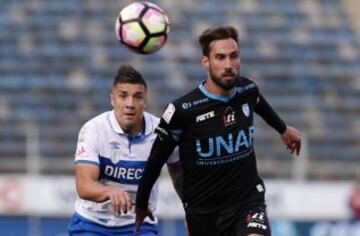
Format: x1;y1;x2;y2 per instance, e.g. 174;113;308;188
110;92;115;107
144;88;148;107
144;96;148;108
201;56;209;70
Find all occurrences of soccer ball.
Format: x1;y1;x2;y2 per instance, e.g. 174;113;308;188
115;1;170;54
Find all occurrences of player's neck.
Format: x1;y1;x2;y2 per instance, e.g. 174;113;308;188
121;118;145;137
204;79;234;97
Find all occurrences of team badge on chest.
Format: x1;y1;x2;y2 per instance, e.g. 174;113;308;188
110;148;121;164
242;103;250;117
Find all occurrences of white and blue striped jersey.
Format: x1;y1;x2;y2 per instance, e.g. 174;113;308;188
74;110;178;227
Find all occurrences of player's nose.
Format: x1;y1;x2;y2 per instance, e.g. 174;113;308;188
224;57;232;68
124;97;135;108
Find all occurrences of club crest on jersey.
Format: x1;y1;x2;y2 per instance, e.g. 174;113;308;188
223;106;236;126
162;103;175;124
242;103;250;117
110;149;121;164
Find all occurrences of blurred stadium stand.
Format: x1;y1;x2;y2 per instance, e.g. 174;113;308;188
0;0;359;181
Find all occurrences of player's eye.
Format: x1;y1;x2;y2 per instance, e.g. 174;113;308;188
119;94;127;99
134;94;144;100
230;52;239;59
215;54;225;60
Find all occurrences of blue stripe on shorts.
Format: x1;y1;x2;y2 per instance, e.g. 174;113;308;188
68;212;158;236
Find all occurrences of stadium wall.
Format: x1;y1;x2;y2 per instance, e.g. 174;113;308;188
0;175;359;236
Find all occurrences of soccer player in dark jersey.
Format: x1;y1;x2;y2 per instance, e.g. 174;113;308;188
135;26;301;236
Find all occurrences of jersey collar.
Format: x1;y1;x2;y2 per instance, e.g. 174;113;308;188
109;110;154;137
198;82;237;103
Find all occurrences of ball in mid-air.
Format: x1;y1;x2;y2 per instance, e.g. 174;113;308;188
115;1;170;54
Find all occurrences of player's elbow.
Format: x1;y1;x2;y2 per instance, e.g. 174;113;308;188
76;187;86;199
75;179;105;203
76;181;91;200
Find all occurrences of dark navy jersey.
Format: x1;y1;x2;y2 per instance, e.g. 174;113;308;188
156;77;283;212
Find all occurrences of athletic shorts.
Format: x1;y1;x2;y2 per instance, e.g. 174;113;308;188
185;182;271;236
186;204;271;236
68;213;158;236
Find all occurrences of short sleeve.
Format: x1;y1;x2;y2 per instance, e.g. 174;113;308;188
74;122;100;166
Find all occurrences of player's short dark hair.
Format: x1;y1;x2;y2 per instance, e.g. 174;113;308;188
198;26;239;57
113;64;147;89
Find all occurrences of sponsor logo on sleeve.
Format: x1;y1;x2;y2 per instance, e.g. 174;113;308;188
77;126;86;143
162;103;175;124
156;126;169;136
156;126;177;141
182;102;192;110
182;98;209;110
256;184;264;192
76;146;86;156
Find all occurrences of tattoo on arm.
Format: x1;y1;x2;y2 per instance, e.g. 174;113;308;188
167;162;184;201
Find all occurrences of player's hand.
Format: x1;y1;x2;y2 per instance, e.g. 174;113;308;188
281;126;301;155
134;207;155;233
185;220;191;236
106;187;133;215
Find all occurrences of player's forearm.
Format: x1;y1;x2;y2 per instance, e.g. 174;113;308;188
136;136;176;209
255;94;286;134
76;178;115;203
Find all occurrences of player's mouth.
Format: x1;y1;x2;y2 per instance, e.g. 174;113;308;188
124;113;136;118
222;71;235;76
222;74;235;79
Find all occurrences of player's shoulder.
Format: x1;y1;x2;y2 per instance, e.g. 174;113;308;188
172;86;199;104
159;87;203;125
143;111;160;127
238;76;258;87
236;76;259;93
169;85;207;111
81;111;110;131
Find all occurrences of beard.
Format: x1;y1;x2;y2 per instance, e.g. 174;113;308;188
209;66;239;91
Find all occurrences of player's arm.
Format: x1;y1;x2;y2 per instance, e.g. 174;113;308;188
74;124;132;214
254;94;286;134
75;163;132;214
75;163;108;202
255;94;301;155
135;135;177;231
167;161;184;200
135;102;184;232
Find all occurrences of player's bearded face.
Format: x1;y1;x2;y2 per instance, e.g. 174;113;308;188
207;38;240;91
209;64;239;90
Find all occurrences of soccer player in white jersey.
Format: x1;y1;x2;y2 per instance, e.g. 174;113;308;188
68;65;180;236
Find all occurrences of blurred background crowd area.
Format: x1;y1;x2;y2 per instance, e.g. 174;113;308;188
1;0;359;180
